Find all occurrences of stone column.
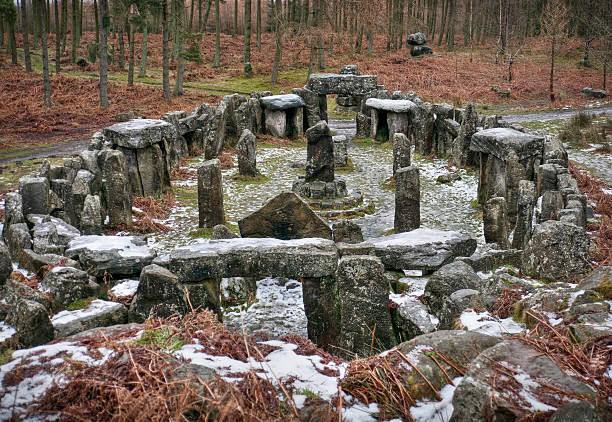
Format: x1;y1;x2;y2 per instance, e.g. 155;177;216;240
393;133;411;177
99;150;132;227
504;151;526;227
302;276;341;351
484;196;509;249
18;176;50;216
305;121;335;183
237;129;258;177
336;255;395;359
394;166;420;233
198;159;225;228
512;180;536;250
265;110;287;138
540;190;564;223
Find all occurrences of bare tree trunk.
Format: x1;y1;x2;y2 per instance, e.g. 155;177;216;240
39;0;51;106
99;0;108;107
71;0;78;62
33;0;39;47
256;0;261;48
61;0;67;52
93;0;98;43
128;13;134;86
118;26;124;69
214;0;220;67
55;0;60;73
140;10;148;77
162;0;170;102
9;17;18;64
469;0;473;62
174;0;185;95
243;0;252;75
201;0;212;31
21;0;32;71
233;0;237;37
550;34;555;102
270;0;282;82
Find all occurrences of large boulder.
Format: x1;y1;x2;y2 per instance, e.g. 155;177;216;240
52;299;128;338
451;340;596;421
18;176;49;216
6;299;54;347
42;266;99;311
305;121;335;183
576;266;612;299
129;264;188;322
406;32;427;46
238;192;332;240
236;129;258;177
197;158;225;228
0;278;52;312
423;261;481;323
2;192;25;243
522;221;591;282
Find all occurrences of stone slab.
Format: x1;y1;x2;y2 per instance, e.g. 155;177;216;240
305;73;378;96
260;94;306;111
365;98;417;113
103;119;177;149
470;128;544;161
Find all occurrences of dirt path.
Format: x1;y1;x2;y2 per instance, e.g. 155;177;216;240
502;105;612;123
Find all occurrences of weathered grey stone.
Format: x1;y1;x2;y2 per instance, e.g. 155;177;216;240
211;224;238;240
483;197;510;249
66;235;156;279
18;249;79;276
355;112;371;139
407;32;427;45
392;296;438;342
264;109;287;138
412;101;435;155
392;133;411;176
99;150;132;227
543;136;569;166
88;131;105;150
549;401;610;422
239;192;332;240
52;299;128;338
332;135;349;167
470;128;545;161
451;340;595;421
42;266;98;310
478;154;506;204
366;98;417;114
103;119;177;149
305;121;335;183
305;73;378;96
537;163;560;196
339;64;360;75
540;190;564;222
439;288;485;329
582;87;608;98
291;87;326;129
394;166;420;233
336;256;394;359
410;45;433;56
260;94;306;111
2;192;25;242
504;151;526;226
576;266;612;299
237;129;258;177
6;299;54;347
457;247;523;273
19;176;49;216
332;220;363;244
80;194;102;235
512;180;536;249
0;278;51;311
169;237;338;282
336;242;375;257
6;223;32;259
137;143;171;196
522;221;591;282
424;261;481;316
451;102;478;167
129;264;188;322
197;159;225;228
370;229;477;271
0;241;11;285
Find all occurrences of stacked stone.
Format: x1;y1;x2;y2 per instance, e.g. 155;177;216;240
432;103;462;158
407;32;433;57
335;65;363;113
366;98;417;142
333;135;349;167
261;94;306;138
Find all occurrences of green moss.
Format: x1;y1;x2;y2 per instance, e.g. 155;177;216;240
594;277;612;300
296;388;319;399
335;158;355;174
189;227;214;239
0;349;14;365
65;297;97;311
135;326;184;351
381;177;395;192
230;172;271;185
173;185;198;208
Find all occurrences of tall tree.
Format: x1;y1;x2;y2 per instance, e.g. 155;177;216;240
243;0;251;75
20;0;32;71
39;0;51;106
232;0;237;36
256;0;260;48
94;0;99;43
200;0;211;31
213;0;220;67
127;4;135;86
139;0;148;77
162;0;170;101
61;0;67;52
99;0;109;107
54;0;60;73
270;0;282;82
71;0;78;62
540;0;568;102
0;0;18;64
174;0;185;95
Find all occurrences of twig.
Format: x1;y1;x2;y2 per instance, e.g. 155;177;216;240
395;349;442;400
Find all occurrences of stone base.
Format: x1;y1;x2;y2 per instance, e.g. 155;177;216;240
291;177;364;211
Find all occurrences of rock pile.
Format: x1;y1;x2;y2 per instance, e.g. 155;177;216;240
407;32;433;57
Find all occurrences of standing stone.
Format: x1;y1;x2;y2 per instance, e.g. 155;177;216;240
6;299;54;347
99;150;132;227
2;192;25;242
333;136;349;167
540;190;564;223
355;112;371;139
393;133;411;177
265;110;287;138
451;102;478;167
0;241;11;285
412;102;435;155
394;166;420;233
336;256;395;359
198;159;225;228
332;220;364;244
137;144;170;196
484;197;510;249
504;151;526;226
305;121;335;183
81;195;103;235
129;264;188;322
237;129;258;177
18;176;50;216
512;180;536;250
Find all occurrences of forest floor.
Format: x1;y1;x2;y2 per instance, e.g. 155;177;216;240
0;30;610;154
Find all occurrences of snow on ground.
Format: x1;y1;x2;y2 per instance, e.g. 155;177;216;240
0;321;16;343
51;300;124;327
459;310;525;337
410;377;463;422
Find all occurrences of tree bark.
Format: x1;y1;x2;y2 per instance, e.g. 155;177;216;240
61;0;67;52
162;0;170;102
256;0;260;48
174;0;185;95
93;0;99;43
270;0;281;82
21;0;32;71
213;0;220;67
140;9;148;77
99;0;108;107
54;0;60;73
71;0;78;62
243;0;251;75
118;26;124;69
128;10;134;86
550;34;555;102
201;0;212;31
233;0;237;37
39;0;51;106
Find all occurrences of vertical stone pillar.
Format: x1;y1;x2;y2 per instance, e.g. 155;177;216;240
305;120;335;183
336;256;395;359
99;150;132;227
237;129;258;177
394;166;420;233
18;176;50;216
484;196;509;249
512;180;536;250
302;276;341;352
198;159;225;228
392;133;411;177
504;151;526;227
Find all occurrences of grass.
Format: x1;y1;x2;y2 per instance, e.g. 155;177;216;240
65;297;96;311
230;172;271;185
0;348;14;365
334;158;355;174
135;326;185;351
559;112;607;148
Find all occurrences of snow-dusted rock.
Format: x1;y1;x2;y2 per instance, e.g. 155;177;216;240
260;94;306;111
365;98;417;113
52;299;128;338
103;119;177;149
470;128;544;161
370;228;477;271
